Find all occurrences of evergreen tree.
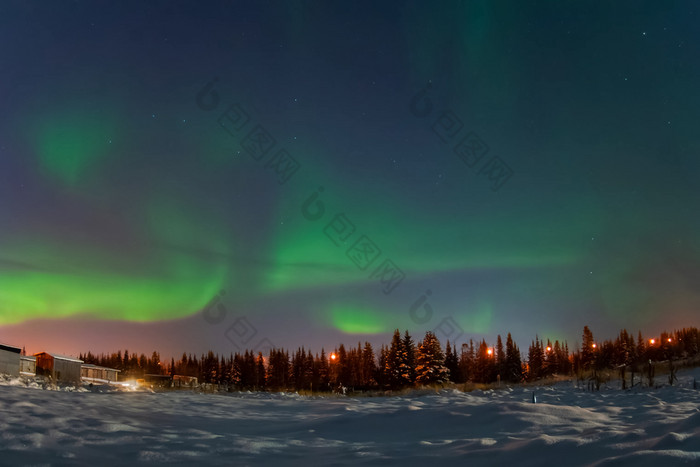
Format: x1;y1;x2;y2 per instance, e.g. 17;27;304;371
581;326;595;369
337;344;350;388
138;354;148;374
291;348;305;390
385;329;404;389
256;352;266;389
527;336;544;381
266;349;289;390
549;340;560;374
459;340;475;382
348;344;361;388
415;331;449;384
400;330;416;385
636;331;646;363
303;351;314;390
505;333;522;383
444;340;461;383
563;341;571;374
318;349;330;391
361;342;376;388
496;335;506;380
377;344;388;389
475;340;496;383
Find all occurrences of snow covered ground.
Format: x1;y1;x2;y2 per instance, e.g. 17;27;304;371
1;368;699;466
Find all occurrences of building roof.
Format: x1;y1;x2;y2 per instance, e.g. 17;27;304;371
20;355;36;361
0;343;22;354
82;364;121;372
34;352;83;363
144;374;172;379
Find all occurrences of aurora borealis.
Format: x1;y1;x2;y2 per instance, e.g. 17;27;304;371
1;1;699;357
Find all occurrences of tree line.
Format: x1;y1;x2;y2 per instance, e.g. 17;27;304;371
79;326;700;392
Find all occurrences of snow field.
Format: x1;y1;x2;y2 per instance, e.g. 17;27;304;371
1;368;699;466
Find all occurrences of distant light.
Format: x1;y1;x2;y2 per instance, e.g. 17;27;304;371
650;339;655;345
487;348;493;356
330;353;336;361
546;346;551;352
668;338;672;343
592;343;597;349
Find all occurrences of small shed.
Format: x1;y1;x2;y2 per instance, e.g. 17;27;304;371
20;355;36;375
173;374;198;387
0;343;21;377
81;364;120;383
34;352;83;384
144;374;172;387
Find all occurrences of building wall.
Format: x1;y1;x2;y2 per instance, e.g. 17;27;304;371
54;359;81;383
35;353;54;377
20;357;36;375
0;349;20;377
82;366;119;381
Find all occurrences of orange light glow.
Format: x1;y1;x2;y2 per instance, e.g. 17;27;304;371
592;343;597;349
668;338;672;343
546;346;551;352
487;348;493;356
330;353;337;361
650;339;655;345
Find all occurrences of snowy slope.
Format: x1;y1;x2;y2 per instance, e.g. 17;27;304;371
1;369;699;466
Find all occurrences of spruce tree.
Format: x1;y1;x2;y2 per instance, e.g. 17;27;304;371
361;342;376;388
400;330;416;385
496;335;506;380
377;344;388;389
444;340;461;382
318;349;330;391
475;340;496;383
527;336;544;381
337;344;350;388
256;352;266;389
505;333;522;383
581;326;595;369
385;329;403;388
415;331;449;384
459;340;475;382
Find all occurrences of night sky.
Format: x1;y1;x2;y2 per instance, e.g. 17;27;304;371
2;1;699;358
